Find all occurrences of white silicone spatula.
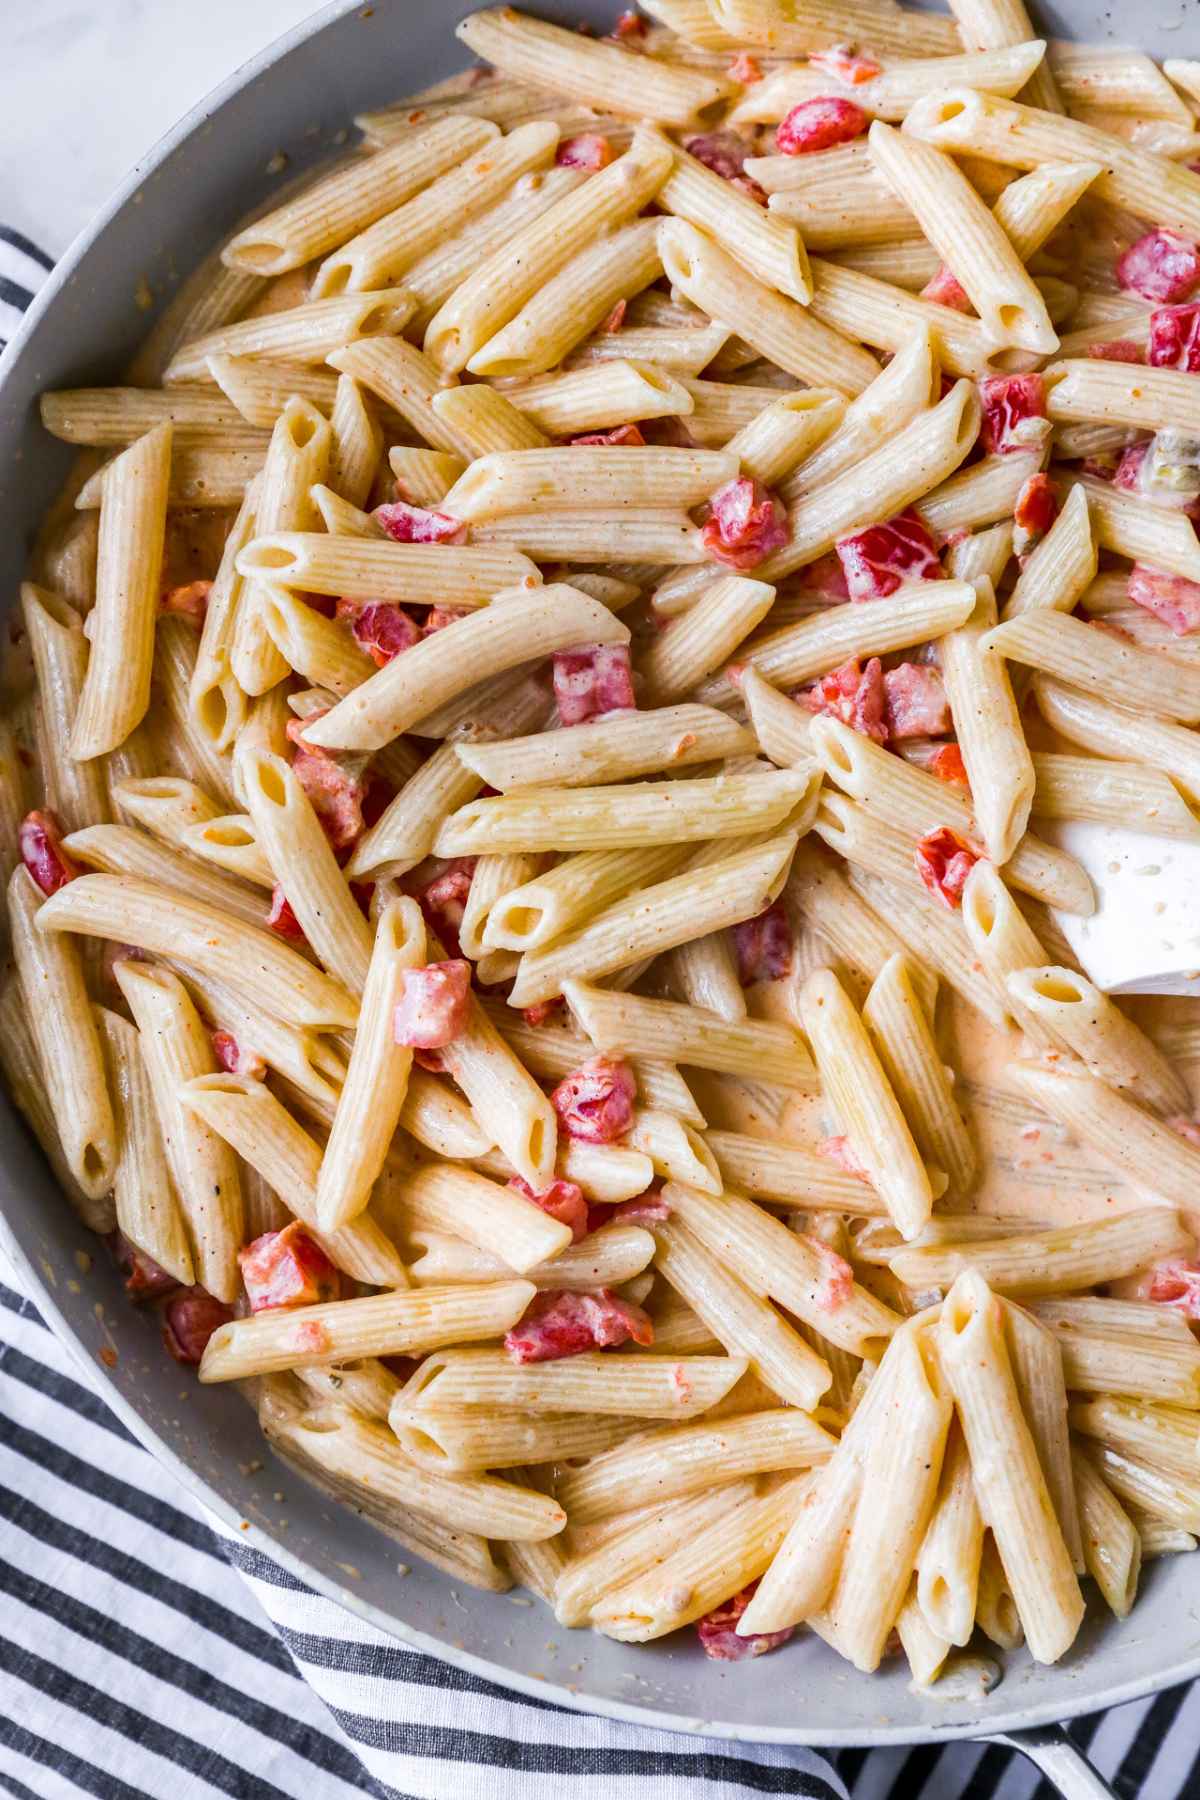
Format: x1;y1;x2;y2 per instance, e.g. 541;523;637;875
1042;818;1200;996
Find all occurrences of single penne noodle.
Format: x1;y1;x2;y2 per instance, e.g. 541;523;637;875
457;704;752;793
890;1204;1192;1296
406;1221;655;1291
800;966;944;1240
115;961;242;1302
22;583;109;832
1034;675;1200;808
434;769;812;857
40;385;250;446
208;354;339;429
485;847;687;952
867;121;1056;352
241;749;372;993
1136;1518;1198;1561
74;441;266;511
0;974;105;1230
316;898;425;1233
223;116;500;275
985;607;1200;724
293;1358;403;1422
389;1400;642;1473
425;126;673;372
312;121;558;297
1061;474;1200;586
626;1109;721;1194
1030;750;1200;839
937;1272;1083;1664
9;868;116;1202
97;1012;195;1285
189;475;258;752
162;292;415;384
70;423;171;759
733;44;1047;126
302;585;626;753
916;448;1042;540
1085;1444;1200;1532
915;1420;984;1647
37;872;357;1029
1002;482;1095;622
180;813;274;888
1049;41;1190;117
325;374;384;511
862;954;977;1195
347;742;485;882
723;389;845;488
395;1163;572;1276
827;238;941;289
1070;1396;1200;1484
431;384;548;458
1047;357;1200;436
502;361;692;437
656;218;879;394
1006;968;1189;1117
705;1129;890;1214
940;577;1036;865
1071;1448;1141;1619
564;979;815;1089
401;1345;747;1419
903;86;1200;240
508;831;798;1009
558;1408;836;1525
237;529;539;604
442;444;733;522
1002;1299;1084;1574
1008;1060;1200;1211
639;574;776;705
712;0;962;57
468;507;704;563
468;217;665;378
470;1139;657;1205
401;1067;495;1160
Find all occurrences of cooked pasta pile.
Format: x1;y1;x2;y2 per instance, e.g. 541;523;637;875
11;0;1200;1682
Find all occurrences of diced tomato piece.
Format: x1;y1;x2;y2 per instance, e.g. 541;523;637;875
684;130;767;203
732;901;793;985
1116;229;1200;304
162;1288;234;1364
504;1287;654;1363
587;1187;671;1234
336;597;421;668
393;959;472;1049
701;476;789;571
798;655;887;742
727;51;763;83
979;374;1049;456
211;1030;266;1080
239;1222;341;1314
508;1174;590;1244
267;884;307;942
915;826;979;909
570;423;646;446
19;809;78;897
817;1135;870;1178
805;1236;855;1311
882;661;949;739
522;996;565;1027
285;716;368;852
409;859;477;955
612;7;645;36
835;509;943;601
1148;303;1200;373
776;96;868;154
1013;471;1059;559
930;743;969;789
552;642;636;726
423;605;471;634
920;265;970;313
809;43;882;84
696;1582;794;1660
1146;1259;1200;1317
161;580;212;622
110;1232;178;1302
373;499;467;544
1113;440;1150;496
1088;339;1144;364
551;1056;636;1144
556;133;614;170
1127;563;1200;635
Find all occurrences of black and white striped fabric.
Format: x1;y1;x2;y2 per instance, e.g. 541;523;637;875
4;234;1200;1800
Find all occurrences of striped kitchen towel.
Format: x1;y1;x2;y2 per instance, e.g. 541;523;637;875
4;232;1200;1800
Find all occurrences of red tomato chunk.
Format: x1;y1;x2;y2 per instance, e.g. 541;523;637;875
930;743;969;789
920;266;970;313
267;885;307;942
683;130;766;203
882;662;949;739
373;500;467;544
978;374;1049;456
556;133;614;170
836;509;943;600
19;808;78;897
239;1222;341;1314
161;580;212;622
798;656;887;742
776;96;869;155
1148;303;1200;373
570;423;646;446
732;901;793;985
285;718;368;852
551;1056;636;1143
818;1135;870;1178
1117;229;1200;304
508;1175;591;1244
504;1287;654;1362
612;8;645;37
1127;563;1200;635
211;1030;266;1080
808;43;881;83
1088;339;1144;364
727;51;763;83
410;859;477;955
110;1232;178;1301
915;826;979;909
696;1582;794;1660
807;1236;855;1312
553;642;636;726
1013;471;1059;558
1147;1260;1200;1317
423;605;472;634
393;960;472;1049
337;598;421;668
701;477;789;571
162;1288;234;1364
589;1189;671;1232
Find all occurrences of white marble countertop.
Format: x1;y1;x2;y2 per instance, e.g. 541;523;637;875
1;0;319;256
